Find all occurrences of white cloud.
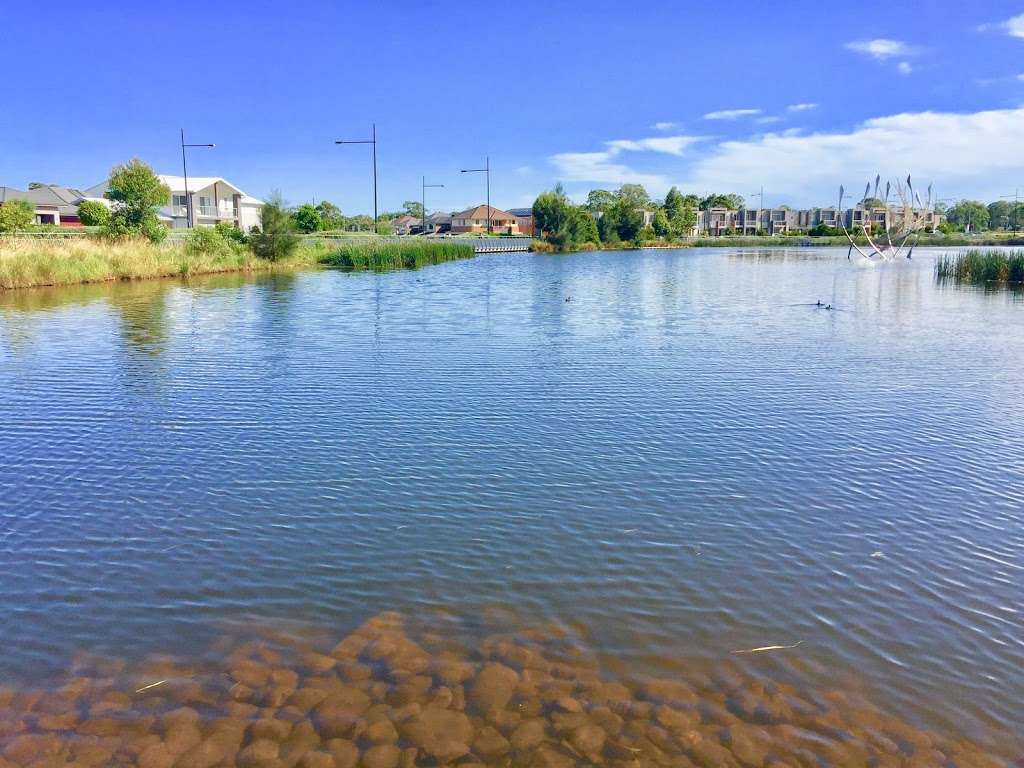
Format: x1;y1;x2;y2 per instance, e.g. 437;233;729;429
846;39;913;59
651;121;679;131
549;150;668;189
606;136;704;156
786;103;818;112
756;116;784;125
514;165;532;176
682;107;1024;206
898;61;913;75
1017;74;1024;81
703;108;761;120
1001;13;1024;37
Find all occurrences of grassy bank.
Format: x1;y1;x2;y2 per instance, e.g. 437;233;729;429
935;249;1024;285
318;240;475;270
0;237;321;290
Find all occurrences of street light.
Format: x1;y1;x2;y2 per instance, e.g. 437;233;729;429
461;156;490;235
751;186;764;234
1000;189;1020;235
336;124;378;225
180;129;214;229
422;176;443;236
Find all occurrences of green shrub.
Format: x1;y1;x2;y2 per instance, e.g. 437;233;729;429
529;239;557;253
76;200;111;227
249;192;299;261
0;198;36;232
214;220;247;244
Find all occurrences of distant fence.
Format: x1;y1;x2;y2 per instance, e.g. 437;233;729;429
312;235;534;254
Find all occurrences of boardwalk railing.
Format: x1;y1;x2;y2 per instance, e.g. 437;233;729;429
311;235;535;253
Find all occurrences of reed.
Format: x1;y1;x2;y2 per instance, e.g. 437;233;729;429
0;236;319;290
318;240;476;271
935;249;1024;285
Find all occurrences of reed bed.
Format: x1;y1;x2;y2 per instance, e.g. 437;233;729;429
935;249;1024;285
0;237;319;290
318;240;476;271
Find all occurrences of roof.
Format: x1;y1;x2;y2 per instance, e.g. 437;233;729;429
393;215;419;225
0;186;27;203
451;205;515;220
425;212;451;222
87;175;252;198
507;207;532;216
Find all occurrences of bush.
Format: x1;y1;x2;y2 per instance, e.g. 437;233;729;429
293;203;323;233
249;192;299;261
76;200;111;227
0;198;36;232
214;220;247;244
529;239;557;253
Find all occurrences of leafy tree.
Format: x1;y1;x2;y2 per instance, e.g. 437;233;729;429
402;201;425;218
533;188;572;239
249;192;299;261
568;207;600;246
102;157;171;242
700;194;733;210
808;222;840;237
610;197;644;241
348;214;374;231
293;203;323;233
316;201;344;230
614;183;650;209
725;194;746;210
663;186;697;238
76;200;111;227
859;197;884;209
944;200;989;231
652;210;670;238
27;181;50;190
214;220;246;244
0;198;35;232
584;189;616;213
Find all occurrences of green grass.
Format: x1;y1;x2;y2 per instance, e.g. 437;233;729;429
318;240;476;271
0;236;320;290
935;249;1024;285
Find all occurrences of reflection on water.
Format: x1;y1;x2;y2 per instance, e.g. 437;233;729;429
1;249;1023;765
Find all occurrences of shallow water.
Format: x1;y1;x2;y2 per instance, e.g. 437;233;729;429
1;248;1022;765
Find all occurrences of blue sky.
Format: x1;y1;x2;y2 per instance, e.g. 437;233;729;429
3;1;1024;214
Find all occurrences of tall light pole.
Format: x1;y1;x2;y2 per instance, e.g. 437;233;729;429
751;186;764;234
336;124;378;226
180;129;214;229
461;156;490;235
1000;189;1020;235
422;176;443;236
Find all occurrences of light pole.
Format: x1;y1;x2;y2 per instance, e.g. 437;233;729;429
422;176;443;236
336;124;378;226
1000;189;1020;235
180;129;214;228
461;156;490;235
751;186;764;234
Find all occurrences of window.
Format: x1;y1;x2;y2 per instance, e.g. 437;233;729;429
771;213;784;221
172;194;188;208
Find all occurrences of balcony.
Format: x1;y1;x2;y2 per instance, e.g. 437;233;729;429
197;206;238;219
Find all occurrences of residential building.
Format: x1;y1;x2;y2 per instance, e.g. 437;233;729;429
450;205;520;234
423;212;451;234
507;207;534;236
390;214;420;236
695;206;940;236
85;175;263;232
0;185;110;226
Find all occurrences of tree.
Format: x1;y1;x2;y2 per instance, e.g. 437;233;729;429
610;197;644;242
402;201;425;219
663;186;697;238
533;188;572;239
614;183;650;209
725;194;745;210
316;201;344;230
568;207;600;246
859;197;884;209
249;191;299;261
944;200;989;231
700;193;734;210
76;200;111;227
292;203;323;233
348;214;374;231
0;198;35;232
584;189;616;213
652;210;670;238
103;157;171;242
27;182;50;190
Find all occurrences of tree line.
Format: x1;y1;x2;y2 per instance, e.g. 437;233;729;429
532;184;748;251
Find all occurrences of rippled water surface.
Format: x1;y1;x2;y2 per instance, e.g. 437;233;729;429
1;248;1023;764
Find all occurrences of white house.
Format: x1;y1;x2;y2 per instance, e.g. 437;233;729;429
86;175;264;232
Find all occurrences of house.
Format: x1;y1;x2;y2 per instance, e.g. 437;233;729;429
85;175;263;232
506;207;534;237
390;215;420;236
423;212;451;235
0;185;109;226
450;205;520;235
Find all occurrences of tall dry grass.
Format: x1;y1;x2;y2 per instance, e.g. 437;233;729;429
0;237;317;290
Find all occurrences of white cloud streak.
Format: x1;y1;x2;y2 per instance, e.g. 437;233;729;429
898;61;913;75
1002;12;1024;37
846;39;913;59
550;150;669;188
703;108;761;121
682;107;1024;204
651;121;679;131
786;103;818;112
607;136;704;156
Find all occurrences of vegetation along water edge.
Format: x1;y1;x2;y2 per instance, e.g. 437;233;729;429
935;249;1024;286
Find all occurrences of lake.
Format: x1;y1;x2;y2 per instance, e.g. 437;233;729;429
1;248;1022;767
